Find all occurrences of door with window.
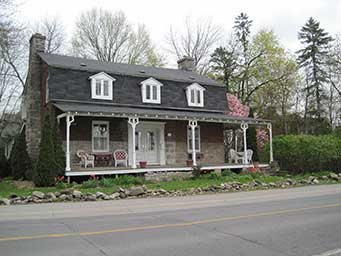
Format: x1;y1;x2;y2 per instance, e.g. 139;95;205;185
135;127;159;164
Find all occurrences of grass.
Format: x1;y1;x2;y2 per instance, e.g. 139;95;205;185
0;171;339;198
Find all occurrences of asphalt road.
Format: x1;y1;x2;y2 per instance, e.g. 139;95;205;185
1;184;341;256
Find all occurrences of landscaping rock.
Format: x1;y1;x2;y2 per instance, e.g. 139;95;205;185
45;192;56;200
322;176;328;180
59;194;67;200
312;178;319;184
157;188;167;194
85;194;97;201
269;182;276;187
32;191;45;199
119;192;127;199
109;192;120;200
0;198;11;205
103;195;110;200
329;173;339;180
95;192;106;199
127;186;145;196
54;192;61;197
72;190;82;199
60;189;74;195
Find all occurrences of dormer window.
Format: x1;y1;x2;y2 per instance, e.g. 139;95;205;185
186;83;205;107
141;77;163;104
89;72;115;100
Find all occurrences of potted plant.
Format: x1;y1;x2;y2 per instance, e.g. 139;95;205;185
139;161;147;168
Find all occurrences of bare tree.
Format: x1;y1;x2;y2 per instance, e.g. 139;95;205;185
71;8;163;66
32;16;65;54
165;17;221;74
0;0;26;135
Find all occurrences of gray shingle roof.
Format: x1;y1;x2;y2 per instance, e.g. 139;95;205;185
38;52;222;86
39;53;230;113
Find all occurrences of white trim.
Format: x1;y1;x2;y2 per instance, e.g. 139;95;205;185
141;77;163;104
65;163;269;176
92;120;110;152
187;124;201;153
89;72;115;100
186;83;205;107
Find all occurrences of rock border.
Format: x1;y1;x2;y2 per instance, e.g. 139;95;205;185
1;173;341;206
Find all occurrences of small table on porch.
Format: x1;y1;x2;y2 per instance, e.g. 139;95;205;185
93;152;112;166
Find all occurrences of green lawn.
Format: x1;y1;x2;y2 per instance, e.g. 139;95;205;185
0;171;338;198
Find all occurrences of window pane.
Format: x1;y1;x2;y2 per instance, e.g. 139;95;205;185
197;91;201;104
190;90;195;103
146;85;151;100
152;86;157;100
96;80;101;95
93;123;108;151
147;131;155;150
103;80;109;96
135;131;141;150
187;126;200;152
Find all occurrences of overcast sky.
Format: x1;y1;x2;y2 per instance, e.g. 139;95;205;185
17;0;341;65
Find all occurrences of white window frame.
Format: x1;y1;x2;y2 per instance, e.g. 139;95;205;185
186;83;205;107
89;72;115;100
92;121;110;152
141;77;163;104
187;125;201;153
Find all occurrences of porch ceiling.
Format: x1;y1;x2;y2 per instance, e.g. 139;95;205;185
54;102;270;125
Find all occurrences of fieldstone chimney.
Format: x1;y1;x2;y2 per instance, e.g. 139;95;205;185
177;56;196;72
25;33;46;161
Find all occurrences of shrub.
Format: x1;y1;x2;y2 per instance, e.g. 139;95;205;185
10;128;33;180
82;179;99;188
114;175;143;186
99;178;115;187
34;114;58;187
265;135;341;173
222;169;236;177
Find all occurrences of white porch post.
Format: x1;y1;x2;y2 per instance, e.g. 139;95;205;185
267;123;274;163
128;117;139;168
65;114;75;171
241;122;249;164
189;120;198;166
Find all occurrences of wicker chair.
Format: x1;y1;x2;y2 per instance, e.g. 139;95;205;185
76;150;95;168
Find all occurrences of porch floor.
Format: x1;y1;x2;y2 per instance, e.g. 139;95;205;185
66;163;269;176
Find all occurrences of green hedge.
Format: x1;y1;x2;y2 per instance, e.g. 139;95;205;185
266;135;341;173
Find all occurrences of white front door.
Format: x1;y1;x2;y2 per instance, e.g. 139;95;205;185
136;127;158;164
128;121;165;166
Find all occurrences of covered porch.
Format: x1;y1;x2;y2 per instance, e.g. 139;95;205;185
55;102;274;177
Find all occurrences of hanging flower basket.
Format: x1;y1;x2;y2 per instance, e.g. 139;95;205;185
139;161;147;168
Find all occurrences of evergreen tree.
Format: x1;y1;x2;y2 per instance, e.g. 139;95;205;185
210;46;238;93
233;12;253;101
34;114;57;187
0;148;11;178
297;17;333;120
246;108;259;161
52;121;65;176
10;128;33;180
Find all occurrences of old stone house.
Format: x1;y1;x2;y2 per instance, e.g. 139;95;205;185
23;33;273;178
